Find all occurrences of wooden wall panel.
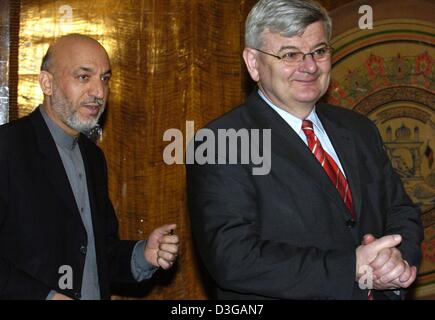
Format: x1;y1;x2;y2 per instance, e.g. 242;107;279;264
100;0;195;299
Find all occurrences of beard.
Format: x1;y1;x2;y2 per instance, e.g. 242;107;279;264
51;84;105;133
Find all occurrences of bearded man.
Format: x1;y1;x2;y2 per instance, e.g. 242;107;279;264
0;34;179;300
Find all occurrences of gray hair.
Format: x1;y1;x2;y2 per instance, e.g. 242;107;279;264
245;0;332;49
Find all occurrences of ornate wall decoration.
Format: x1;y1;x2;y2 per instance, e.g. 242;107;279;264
327;0;435;298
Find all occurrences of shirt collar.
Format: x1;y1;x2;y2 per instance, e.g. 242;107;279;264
305;108;326;135
258;89;325;135
39;105;79;150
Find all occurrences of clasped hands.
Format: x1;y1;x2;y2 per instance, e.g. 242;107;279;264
355;234;417;290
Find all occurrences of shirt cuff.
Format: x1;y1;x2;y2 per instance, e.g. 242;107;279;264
46;290;57;300
131;240;158;282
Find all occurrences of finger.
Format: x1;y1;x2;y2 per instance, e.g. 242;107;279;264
159;235;179;244
379;261;406;284
157;257;172;270
373;254;403;279
369;248;392;270
369;235;402;253
159;243;179;254
373;261;396;280
372;248;402;277
400;266;417;289
399;261;412;283
158;250;177;262
386;266;416;289
362;234;376;245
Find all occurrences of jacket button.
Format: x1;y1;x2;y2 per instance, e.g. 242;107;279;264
80;245;87;254
346;219;356;228
74;292;81;299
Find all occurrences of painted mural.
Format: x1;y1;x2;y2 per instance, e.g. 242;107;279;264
327;1;434;298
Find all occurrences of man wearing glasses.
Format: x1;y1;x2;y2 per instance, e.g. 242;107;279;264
187;0;423;299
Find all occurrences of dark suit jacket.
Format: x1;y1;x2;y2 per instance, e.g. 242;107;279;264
0;108;137;299
187;92;423;300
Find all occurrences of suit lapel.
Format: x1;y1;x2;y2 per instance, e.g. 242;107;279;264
29;109;84;225
246;93;348;215
316;103;363;221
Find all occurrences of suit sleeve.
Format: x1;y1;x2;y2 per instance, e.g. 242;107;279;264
371;121;424;267
0;135;51;299
187;155;356;299
100;152;139;284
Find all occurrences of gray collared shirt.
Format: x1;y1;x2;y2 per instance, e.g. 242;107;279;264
40;106;156;300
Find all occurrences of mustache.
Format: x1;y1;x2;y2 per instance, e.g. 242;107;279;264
82;97;105;107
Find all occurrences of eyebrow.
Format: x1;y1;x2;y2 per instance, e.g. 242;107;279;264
277;42;329;53
76;67;112;76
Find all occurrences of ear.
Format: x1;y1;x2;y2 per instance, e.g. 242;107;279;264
38;71;53;96
243;47;260;82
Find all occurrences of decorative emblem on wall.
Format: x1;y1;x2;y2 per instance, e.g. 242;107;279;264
326;7;434;296
328;51;434;228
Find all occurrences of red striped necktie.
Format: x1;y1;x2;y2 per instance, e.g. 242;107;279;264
301;120;356;221
302;120;373;299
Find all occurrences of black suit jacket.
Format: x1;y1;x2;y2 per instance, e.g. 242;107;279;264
187;92;423;300
0;108;137;299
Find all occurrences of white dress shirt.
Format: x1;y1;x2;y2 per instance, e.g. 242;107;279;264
258;90;346;176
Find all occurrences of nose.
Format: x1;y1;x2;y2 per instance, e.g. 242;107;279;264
89;78;106;99
298;54;318;74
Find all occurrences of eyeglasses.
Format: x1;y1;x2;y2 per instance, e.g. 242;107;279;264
254;46;333;65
